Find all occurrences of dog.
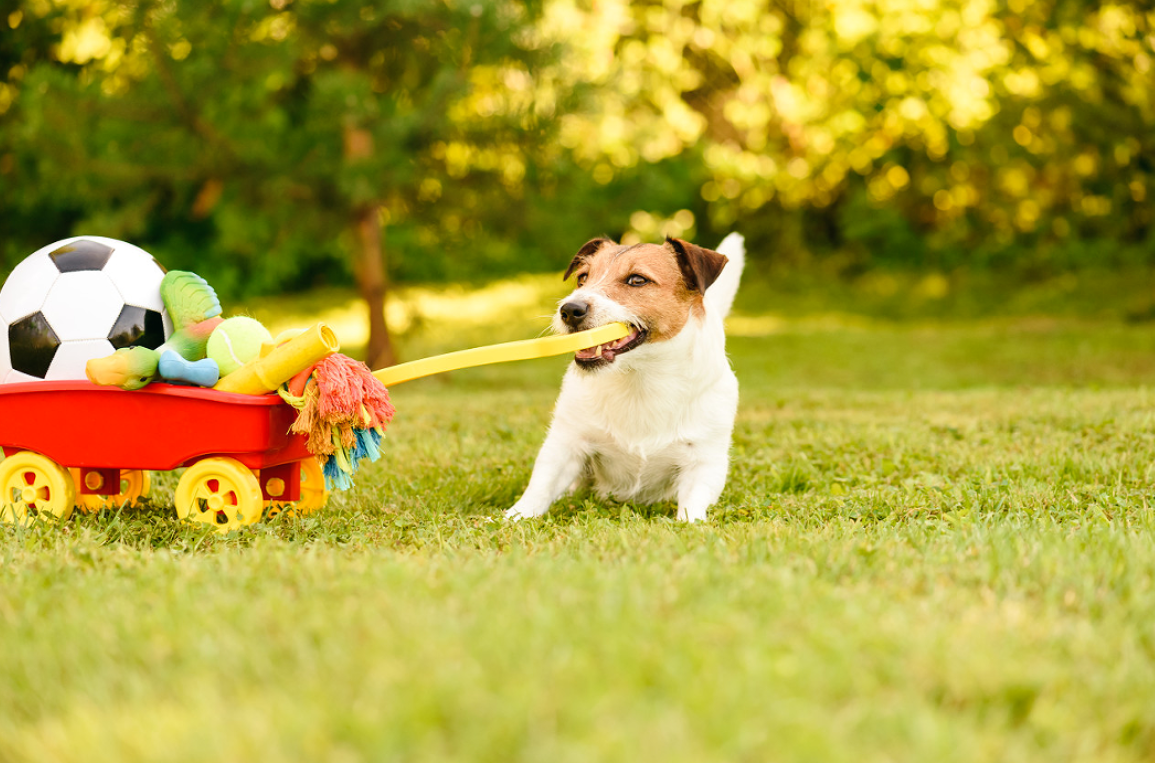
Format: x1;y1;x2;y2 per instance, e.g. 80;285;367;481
505;232;744;522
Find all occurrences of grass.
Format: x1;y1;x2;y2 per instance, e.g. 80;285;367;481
3;276;1155;761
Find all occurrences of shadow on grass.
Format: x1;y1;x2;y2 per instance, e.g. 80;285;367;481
542;492;681;523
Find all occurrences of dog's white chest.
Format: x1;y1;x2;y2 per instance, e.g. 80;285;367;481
553;358;738;503
585;439;691;503
560;365;706;449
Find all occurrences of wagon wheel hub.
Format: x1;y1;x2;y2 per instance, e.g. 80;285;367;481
174;458;263;534
0;453;76;525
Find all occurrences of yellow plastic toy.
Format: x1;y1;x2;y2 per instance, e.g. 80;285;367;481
213;323;340;395
373;322;631;387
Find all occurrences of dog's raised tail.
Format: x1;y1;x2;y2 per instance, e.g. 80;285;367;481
706;232;745;319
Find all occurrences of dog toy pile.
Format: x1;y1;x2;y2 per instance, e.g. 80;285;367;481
86;271;232;389
85;270;395;490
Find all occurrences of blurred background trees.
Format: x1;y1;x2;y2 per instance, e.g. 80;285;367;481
1;0;1152;356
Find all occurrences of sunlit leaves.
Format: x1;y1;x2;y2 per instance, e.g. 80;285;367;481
3;0;1153;285
539;0;1152;260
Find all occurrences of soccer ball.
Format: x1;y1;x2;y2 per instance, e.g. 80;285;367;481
0;236;173;384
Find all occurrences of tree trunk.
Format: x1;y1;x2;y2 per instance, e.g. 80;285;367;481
343;124;396;369
353;204;396;369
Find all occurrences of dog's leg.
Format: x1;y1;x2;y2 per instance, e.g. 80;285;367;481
505;431;589;520
675;450;730;522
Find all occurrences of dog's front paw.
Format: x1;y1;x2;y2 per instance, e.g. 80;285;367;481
504;500;548;521
676;505;708;523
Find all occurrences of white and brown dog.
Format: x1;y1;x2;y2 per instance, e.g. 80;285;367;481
505;233;744;522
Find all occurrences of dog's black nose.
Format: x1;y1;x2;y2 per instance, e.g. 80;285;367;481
559;300;589;329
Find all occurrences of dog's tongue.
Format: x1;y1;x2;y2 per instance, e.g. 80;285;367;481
575;327;639;360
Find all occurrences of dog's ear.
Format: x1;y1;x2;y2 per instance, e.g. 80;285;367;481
666;238;729;294
564;238;615;281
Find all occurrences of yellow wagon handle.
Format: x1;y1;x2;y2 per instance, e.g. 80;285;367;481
372;322;631;387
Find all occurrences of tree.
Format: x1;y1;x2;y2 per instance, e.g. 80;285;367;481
0;1;79;264
9;0;549;367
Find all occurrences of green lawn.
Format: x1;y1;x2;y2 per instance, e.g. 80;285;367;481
3;286;1155;761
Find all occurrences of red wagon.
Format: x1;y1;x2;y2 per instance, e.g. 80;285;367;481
0;380;327;531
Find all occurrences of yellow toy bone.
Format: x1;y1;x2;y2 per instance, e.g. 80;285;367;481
373;322;631;387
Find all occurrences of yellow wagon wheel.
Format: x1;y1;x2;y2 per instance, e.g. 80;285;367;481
0;452;76;525
175;457;263;533
295;458;329;514
264;458;330;518
70;469;151;513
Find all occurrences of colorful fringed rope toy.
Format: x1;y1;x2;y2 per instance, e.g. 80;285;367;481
278;354;395;490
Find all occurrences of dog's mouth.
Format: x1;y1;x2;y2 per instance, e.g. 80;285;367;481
573;325;648;368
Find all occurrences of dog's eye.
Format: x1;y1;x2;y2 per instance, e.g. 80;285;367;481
576;273;588;286
626;274;649;287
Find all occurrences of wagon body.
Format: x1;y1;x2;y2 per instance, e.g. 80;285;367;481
0;380;324;530
0;380;309;471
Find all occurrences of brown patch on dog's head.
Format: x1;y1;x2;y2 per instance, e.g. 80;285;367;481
563;238;729;351
564;238;615;281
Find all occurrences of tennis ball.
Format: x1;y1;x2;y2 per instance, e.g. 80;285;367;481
206;316;273;377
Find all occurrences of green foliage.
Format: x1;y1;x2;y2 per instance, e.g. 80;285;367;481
558;0;1153;271
0;0;1152;296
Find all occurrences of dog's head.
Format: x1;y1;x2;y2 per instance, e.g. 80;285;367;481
555;237;728;371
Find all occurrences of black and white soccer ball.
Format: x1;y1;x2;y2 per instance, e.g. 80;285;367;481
0;236;173;384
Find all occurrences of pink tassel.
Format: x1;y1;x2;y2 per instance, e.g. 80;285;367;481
279;353;395;489
313;354;395;427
